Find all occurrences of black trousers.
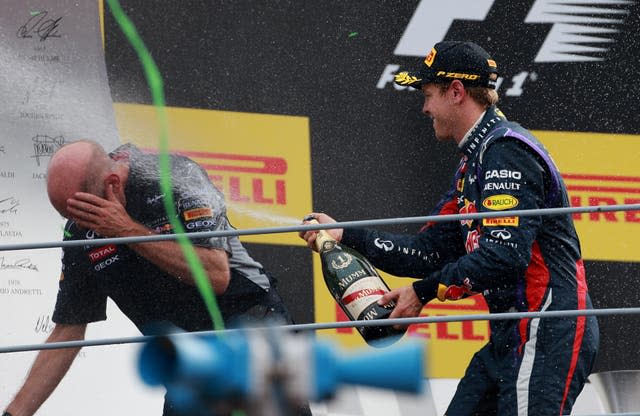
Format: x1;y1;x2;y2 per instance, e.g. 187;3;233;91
163;270;312;416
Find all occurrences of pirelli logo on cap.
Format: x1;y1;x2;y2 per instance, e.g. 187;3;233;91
424;47;436;67
482;195;519;211
482;216;519;227
184;207;213;221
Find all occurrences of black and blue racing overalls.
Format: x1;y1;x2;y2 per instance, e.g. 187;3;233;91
341;106;599;416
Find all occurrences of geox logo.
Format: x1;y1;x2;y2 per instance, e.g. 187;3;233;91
394;0;633;63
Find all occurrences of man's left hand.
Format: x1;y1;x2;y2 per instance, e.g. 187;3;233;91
66;184;139;237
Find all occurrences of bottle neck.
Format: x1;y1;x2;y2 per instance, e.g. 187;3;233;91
315;229;336;252
305;217;337;252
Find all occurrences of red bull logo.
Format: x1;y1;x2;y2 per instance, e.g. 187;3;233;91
441;278;477;301
459;199;477;227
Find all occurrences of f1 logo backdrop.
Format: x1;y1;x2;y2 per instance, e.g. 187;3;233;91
394;0;494;57
395;0;635;62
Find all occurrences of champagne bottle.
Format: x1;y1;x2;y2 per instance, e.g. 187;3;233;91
306;217;406;347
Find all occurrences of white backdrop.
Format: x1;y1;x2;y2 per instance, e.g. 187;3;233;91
0;1;163;414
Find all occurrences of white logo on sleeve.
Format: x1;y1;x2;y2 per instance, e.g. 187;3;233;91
374;238;395;252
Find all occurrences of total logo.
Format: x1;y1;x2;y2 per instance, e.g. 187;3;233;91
377;0;635;94
88;244;117;263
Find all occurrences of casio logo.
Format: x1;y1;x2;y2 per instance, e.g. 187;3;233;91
485;169;522;180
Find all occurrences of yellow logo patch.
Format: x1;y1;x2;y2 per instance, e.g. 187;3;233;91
394;71;421;86
425;47;437;67
184;207;213;221
482;216;519;226
482;195;519;211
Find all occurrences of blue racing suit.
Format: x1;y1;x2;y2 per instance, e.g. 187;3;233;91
341;106;599;416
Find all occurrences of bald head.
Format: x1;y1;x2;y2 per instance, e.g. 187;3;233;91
47;140;114;218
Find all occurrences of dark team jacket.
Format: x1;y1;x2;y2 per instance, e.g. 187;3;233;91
53;144;275;333
341;106;593;323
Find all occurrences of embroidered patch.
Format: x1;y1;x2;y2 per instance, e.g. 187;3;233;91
482;194;519;211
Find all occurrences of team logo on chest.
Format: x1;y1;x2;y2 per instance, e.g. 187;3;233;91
459;199;477;228
88;244;120;271
482;194;519;211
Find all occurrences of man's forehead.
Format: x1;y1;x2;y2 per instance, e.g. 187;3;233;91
421;83;438;94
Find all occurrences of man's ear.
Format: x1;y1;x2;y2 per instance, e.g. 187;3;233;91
450;80;466;102
104;173;121;193
104;173;126;204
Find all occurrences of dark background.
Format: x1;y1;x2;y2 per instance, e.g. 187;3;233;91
104;0;640;371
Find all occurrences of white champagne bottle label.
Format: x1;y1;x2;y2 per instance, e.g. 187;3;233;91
340;276;388;319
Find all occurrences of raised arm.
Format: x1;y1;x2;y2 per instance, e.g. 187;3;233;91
66;184;231;294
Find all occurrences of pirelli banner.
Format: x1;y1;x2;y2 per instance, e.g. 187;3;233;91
538;131;640;261
112;103;312;248
102;0;640;377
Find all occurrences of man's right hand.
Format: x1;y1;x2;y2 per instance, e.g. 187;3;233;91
299;212;343;251
378;285;424;329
